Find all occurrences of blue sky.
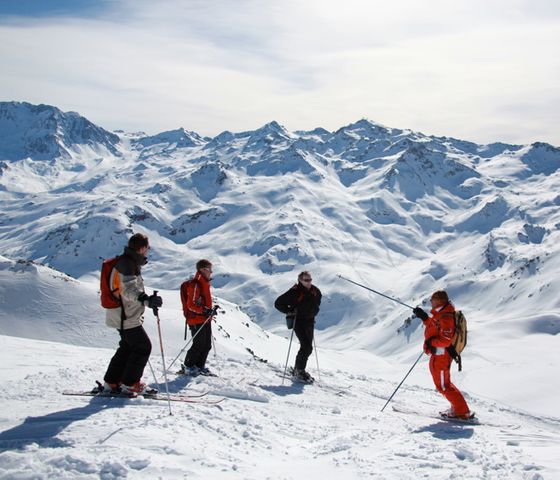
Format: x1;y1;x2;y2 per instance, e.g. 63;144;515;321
1;0;559;145
0;0;114;18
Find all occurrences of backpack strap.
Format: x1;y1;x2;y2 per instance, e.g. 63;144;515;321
110;256;127;331
446;344;462;371
120;300;127;332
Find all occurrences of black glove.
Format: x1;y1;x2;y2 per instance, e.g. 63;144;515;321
413;307;429;321
285;311;296;329
423;337;436;355
147;293;163;309
203;306;217;317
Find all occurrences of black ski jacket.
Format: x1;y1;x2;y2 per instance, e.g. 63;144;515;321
274;282;322;322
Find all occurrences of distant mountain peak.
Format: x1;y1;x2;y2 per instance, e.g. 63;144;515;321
294;127;331;138
339;118;390;134
239;121;292;151
0;101;120;161
133;127;205;150
521;141;560;175
258;120;287;132
347;118;386;129
241;121;291;139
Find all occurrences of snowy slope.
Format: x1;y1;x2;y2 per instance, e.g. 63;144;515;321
0;255;111;347
0;334;557;479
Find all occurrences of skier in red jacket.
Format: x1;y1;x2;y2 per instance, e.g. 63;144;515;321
179;259;217;376
413;290;472;419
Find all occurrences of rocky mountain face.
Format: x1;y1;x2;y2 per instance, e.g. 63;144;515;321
0;101;120;161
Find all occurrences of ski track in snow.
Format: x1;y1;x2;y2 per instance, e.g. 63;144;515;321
0;336;556;480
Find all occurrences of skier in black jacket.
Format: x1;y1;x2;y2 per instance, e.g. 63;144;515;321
274;271;322;383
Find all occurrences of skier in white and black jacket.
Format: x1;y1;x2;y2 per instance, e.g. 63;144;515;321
103;233;162;394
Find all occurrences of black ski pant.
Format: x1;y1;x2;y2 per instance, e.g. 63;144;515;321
104;326;152;386
185;322;212;369
294;319;314;371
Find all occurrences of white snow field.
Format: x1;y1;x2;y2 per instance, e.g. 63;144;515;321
0;101;559;478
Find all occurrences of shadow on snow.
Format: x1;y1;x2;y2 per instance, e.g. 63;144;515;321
0;397;126;452
413;422;475;440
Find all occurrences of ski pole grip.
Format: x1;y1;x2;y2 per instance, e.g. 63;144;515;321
152;290;159;316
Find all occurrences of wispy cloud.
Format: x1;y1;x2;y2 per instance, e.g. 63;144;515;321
0;0;559;145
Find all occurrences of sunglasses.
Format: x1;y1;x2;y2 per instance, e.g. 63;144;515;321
301;278;312;282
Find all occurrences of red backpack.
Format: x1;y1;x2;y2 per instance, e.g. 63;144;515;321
180;278;196;313
100;256;122;308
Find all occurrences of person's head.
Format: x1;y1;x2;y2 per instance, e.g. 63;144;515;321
430;290;449;309
196;259;213;280
298;271;312;289
128;233;149;255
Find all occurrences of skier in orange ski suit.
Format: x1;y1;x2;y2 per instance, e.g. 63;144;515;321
413;290;471;418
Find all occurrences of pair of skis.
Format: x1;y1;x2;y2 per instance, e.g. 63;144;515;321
275;373;350;396
63;383;224;405
174;368;218;378
392;405;479;425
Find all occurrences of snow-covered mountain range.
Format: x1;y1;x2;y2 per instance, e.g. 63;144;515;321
1;100;559;478
1;100;559;333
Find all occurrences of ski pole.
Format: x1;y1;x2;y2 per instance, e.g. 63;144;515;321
312;334;322;383
380;352;424;412
151;291;172;416
282;314;297;385
167;309;216;372
184;322;188;341
338;274;414;309
147;359;160;392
